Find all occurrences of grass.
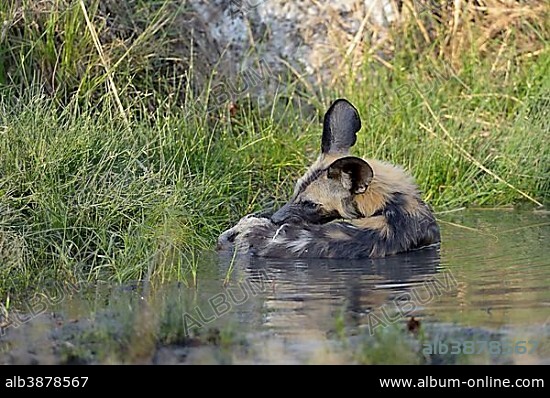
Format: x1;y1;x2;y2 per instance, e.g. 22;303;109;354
0;0;549;298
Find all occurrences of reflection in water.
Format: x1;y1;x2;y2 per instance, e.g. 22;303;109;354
236;246;441;328
220;247;442;363
0;211;549;364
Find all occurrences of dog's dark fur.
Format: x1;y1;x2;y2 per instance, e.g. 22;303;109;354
218;99;440;258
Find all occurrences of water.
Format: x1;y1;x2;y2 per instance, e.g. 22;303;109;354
1;210;549;364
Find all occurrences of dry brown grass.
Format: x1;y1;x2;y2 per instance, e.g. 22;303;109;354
308;0;549;90
392;0;549;65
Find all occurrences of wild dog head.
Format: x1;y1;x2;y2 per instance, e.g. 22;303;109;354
271;99;374;225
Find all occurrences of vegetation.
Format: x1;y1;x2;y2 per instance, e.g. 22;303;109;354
0;0;548;297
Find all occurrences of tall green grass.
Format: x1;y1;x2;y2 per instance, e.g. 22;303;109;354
0;0;548;298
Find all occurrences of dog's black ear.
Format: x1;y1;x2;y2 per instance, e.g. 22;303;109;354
327;156;373;194
321;99;362;154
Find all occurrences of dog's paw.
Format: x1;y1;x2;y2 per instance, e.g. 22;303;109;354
217;227;238;250
217;214;273;251
217;215;274;251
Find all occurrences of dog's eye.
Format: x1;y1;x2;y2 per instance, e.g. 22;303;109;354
302;201;319;210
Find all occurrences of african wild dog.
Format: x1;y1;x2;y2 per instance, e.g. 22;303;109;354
218;99;440;258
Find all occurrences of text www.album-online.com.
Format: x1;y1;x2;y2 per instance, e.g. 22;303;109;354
380;376;544;388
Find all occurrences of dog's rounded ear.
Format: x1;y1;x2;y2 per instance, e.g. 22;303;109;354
321;99;361;155
327;157;373;194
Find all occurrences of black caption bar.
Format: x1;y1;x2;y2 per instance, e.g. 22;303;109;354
0;365;547;393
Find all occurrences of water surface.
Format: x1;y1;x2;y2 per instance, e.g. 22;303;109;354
1;210;548;364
